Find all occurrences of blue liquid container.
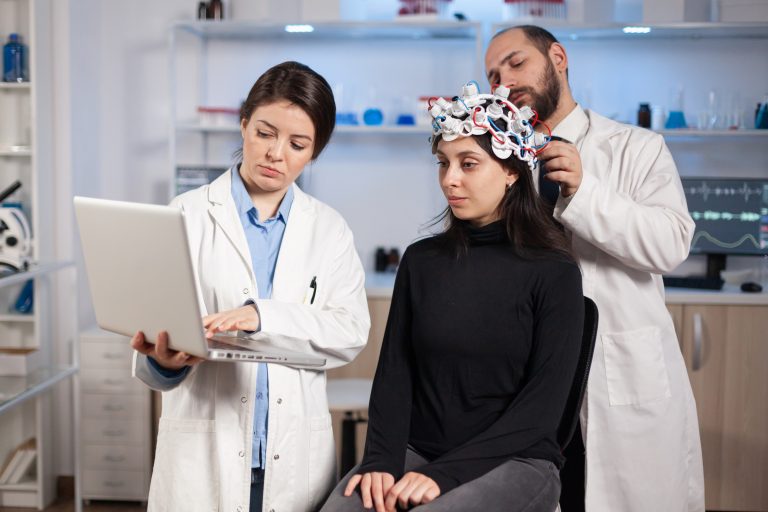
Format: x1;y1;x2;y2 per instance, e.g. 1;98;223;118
665;110;687;129
3;33;28;82
336;112;359;126
363;108;384;126
756;102;768;129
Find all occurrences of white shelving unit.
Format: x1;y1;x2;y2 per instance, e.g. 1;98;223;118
487;21;768;165
492;20;768;40
168;19;484;199
0;0;80;510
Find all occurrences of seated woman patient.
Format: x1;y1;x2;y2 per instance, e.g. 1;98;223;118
321;82;584;512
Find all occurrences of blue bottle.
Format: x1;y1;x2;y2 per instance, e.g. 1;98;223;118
756;97;768;130
3;33;28;83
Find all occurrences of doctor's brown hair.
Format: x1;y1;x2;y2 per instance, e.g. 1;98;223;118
431;131;572;261
238;61;336;160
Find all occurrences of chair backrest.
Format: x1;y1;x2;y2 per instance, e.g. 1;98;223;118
556;296;599;450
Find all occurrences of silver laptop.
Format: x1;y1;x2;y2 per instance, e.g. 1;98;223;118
73;196;325;367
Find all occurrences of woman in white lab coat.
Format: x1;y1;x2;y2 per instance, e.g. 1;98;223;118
130;61;370;512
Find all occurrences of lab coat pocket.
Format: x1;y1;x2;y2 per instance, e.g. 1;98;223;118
307;414;335;510
602;326;671;406
149;418;219;511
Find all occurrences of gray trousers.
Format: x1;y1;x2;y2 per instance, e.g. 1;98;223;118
320;448;560;512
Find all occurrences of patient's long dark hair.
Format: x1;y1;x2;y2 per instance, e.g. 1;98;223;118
431;131;572;260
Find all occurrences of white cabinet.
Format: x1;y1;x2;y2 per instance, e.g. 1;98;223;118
0;0;79;509
78;329;151;503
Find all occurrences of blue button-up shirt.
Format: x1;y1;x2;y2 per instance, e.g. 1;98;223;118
232;167;293;469
146;166;293;470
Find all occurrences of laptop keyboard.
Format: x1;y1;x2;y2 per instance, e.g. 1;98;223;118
208;337;255;351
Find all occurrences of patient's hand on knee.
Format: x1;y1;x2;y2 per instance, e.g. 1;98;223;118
386;472;440;511
344;472;394;512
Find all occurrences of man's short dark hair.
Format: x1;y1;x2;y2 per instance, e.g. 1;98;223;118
492;25;568;79
493;25;560;57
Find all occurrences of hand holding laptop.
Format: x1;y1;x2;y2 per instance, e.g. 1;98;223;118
130;331;204;371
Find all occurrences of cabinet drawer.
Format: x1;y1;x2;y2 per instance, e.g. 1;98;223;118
82;418;147;446
82;393;148;419
82;468;147;499
83;444;147;471
81;339;133;369
81;368;144;394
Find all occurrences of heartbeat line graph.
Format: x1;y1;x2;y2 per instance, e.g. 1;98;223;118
686;182;765;203
690;210;761;222
691;231;763;250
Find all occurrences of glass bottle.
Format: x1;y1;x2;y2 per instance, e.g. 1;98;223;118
3;33;28;83
637;103;651;128
207;0;224;19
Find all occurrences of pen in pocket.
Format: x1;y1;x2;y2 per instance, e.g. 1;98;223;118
303;276;317;305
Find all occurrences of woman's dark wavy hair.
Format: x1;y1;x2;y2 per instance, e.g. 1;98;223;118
431;118;572;260
235;61;335;161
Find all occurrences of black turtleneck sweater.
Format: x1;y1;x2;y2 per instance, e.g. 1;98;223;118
358;221;584;494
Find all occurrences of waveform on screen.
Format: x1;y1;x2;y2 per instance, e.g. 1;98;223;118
690;210;761;222
685;182;764;203
691;231;762;250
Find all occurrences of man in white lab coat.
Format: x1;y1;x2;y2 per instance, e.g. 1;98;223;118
485;26;704;511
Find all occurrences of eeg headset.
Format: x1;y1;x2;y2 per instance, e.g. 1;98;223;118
428;81;553;171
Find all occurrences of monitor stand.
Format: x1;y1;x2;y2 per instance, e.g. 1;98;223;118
706;254;727;280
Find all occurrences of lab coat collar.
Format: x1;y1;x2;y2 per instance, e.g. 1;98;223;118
553;104;589;148
205;169;315;292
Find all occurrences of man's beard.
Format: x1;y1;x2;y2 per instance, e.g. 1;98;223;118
509;59;561;123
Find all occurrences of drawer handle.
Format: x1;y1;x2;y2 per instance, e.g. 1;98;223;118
103;405;125;412
693;312;703;372
103;481;125;488
104;455;126;463
102;352;123;360
103;429;126;437
103;379;124;386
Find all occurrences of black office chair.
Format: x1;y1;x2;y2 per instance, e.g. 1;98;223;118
557;296;598;512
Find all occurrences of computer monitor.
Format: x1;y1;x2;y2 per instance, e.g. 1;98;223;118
680;177;768;278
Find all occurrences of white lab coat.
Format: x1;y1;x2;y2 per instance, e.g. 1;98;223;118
553;108;705;512
134;170;370;512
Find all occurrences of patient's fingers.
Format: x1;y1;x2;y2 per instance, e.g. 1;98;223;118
344;474;362;497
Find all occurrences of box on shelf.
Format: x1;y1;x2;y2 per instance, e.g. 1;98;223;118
0;348;40;376
643;0;710;22
197;106;239;127
0;438;36;486
567;0;616;23
716;0;768;21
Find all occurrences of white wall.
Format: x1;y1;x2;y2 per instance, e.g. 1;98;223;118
53;0;768;476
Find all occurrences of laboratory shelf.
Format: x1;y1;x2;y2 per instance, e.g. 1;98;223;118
0;314;35;323
0;261;74;290
0;365;78;414
176;123;239;133
0;147;31;157
0;82;31;90
176;123;431;135
659;129;768;137
172;19;481;41
176;123;768;138
492;21;768;41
